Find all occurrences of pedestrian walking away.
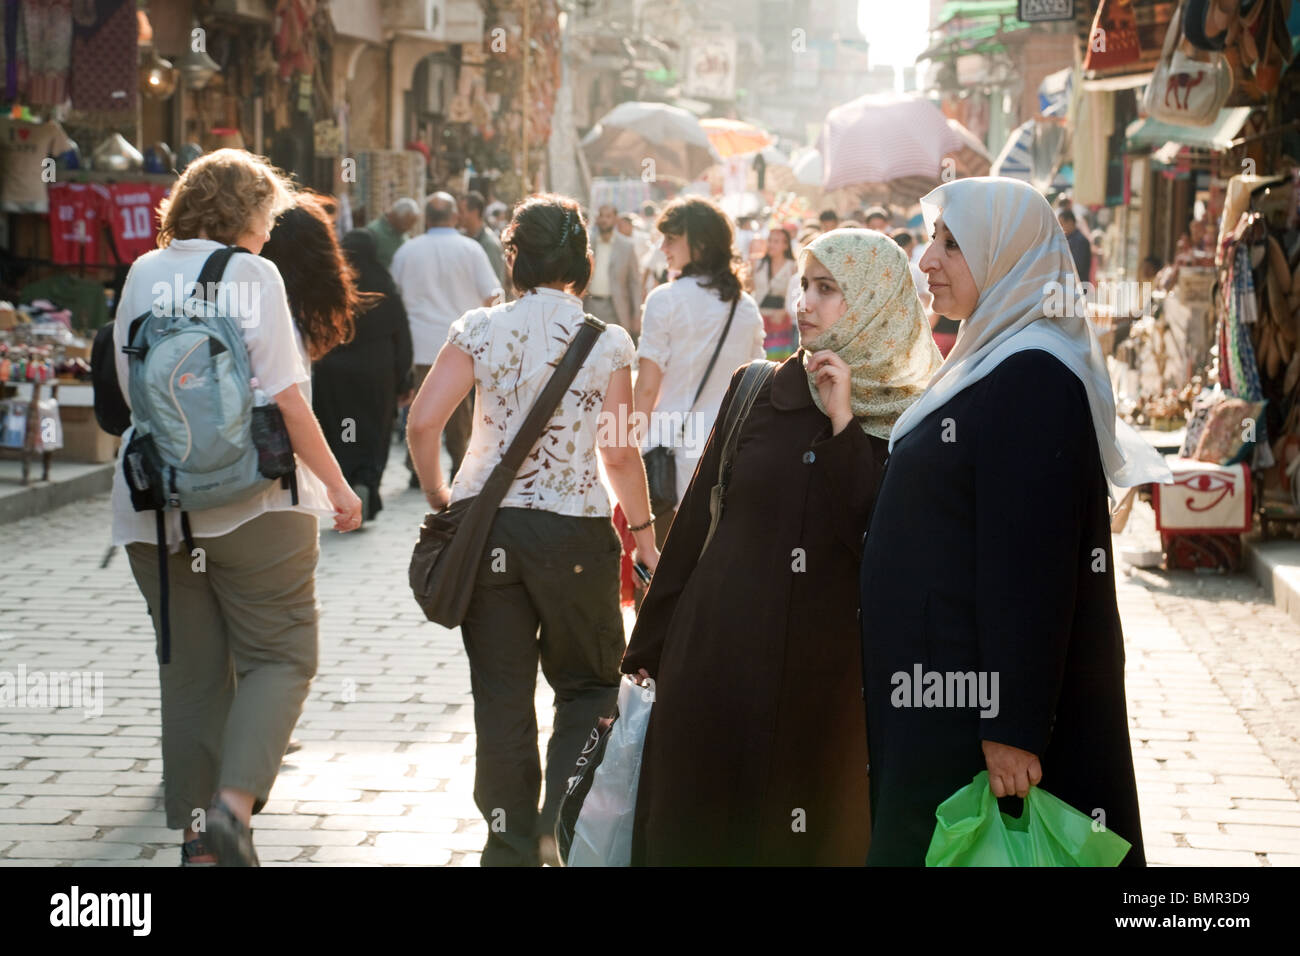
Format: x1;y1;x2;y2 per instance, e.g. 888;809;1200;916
109;150;363;867
392;192;502;486
407;193;659;867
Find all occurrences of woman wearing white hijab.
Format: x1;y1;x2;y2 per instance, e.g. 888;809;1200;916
860;178;1165;867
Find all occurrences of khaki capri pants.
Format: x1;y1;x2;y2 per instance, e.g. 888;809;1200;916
126;510;320;830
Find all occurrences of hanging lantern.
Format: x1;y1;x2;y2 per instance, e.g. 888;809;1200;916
179;20;221;90
139;47;178;99
91;132;144;172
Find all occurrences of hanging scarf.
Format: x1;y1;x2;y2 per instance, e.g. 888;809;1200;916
796;228;942;439
889;176;1171;493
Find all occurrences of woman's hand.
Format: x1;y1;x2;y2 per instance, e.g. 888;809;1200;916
630;668;652;686
807;349;853;434
982;739;1042;799
327;482;363;532
633;542;660;574
424;483;451;512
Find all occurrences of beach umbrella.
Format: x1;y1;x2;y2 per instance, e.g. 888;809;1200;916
818;93;965;193
581;101;722;182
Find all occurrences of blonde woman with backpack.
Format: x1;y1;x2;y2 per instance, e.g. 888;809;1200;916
110;149;361;866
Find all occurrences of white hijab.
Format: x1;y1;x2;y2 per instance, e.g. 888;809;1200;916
889;177;1170;494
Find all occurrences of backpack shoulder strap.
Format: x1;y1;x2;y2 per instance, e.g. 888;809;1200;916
193;246;250;304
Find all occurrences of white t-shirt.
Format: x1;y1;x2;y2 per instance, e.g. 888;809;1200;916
636;276;766;509
0;118;71;212
391;227;502;365
110;238;332;549
447;287;636;518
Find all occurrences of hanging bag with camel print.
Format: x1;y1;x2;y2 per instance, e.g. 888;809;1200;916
1142;1;1234;127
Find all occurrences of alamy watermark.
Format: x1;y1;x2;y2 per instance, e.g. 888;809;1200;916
150;277;263;328
0;665;103;718
891;665;999;718
1043;275;1156;320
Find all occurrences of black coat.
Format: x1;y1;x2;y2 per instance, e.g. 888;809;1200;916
622;352;887;865
860;349;1145;866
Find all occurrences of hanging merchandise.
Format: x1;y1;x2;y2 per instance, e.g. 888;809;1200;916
104;182;170;264
48;181;112;266
1;0;28;101
0;113;71;213
22;0;72;107
90;131;143;171
70;0;138;114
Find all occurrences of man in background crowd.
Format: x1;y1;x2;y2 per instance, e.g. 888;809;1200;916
391;192;502;485
1059;208;1093;282
864;206;889;232
585;203;644;341
366;197;420;269
461;190;508;298
819;209;839;230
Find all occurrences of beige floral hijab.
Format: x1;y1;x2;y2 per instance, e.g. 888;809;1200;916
797;228;942;439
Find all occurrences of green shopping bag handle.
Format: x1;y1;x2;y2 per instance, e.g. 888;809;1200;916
925;771;1132;866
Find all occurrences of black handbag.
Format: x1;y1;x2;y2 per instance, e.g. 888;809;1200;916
642;296;740;517
409;315;606;628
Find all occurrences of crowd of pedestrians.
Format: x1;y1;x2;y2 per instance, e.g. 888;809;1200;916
104;147;1152;868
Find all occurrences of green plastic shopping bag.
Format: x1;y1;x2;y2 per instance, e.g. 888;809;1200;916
925;771;1131;866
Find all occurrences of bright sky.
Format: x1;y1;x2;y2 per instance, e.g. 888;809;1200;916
857;0;932;82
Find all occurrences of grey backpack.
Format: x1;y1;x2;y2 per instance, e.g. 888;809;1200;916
121;246;296;664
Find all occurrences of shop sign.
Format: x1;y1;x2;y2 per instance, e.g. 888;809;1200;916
1018;0;1074;22
684;35;737;102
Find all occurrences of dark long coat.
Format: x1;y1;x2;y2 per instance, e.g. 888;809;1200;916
621;351;887;865
860;349;1145;866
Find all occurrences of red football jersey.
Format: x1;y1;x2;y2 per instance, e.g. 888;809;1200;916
48;182;111;265
106;183;170;263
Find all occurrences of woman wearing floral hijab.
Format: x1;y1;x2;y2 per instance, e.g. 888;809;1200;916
860;177;1170;867
620;229;941;865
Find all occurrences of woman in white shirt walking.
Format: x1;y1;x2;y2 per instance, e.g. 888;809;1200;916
634;196;766;545
111;149;362;866
407;193;659;867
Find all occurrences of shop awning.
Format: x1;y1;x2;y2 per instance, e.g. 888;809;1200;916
1126;107;1254;151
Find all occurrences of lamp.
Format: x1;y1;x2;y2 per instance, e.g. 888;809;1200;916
139;47;178;99
178;20;221;91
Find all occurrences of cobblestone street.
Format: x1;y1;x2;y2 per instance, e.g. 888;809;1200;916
2;455;1299;866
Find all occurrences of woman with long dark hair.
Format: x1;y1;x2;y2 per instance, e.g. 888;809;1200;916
633;196;766;545
407;193;659;867
260;191;359;361
752;222;799;361
306;230;413;520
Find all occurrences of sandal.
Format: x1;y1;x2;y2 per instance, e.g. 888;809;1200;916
205;800;260;867
181;837;217;867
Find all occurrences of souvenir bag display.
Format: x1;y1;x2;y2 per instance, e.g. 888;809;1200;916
1142;1;1234;126
642;296;740;517
409;316;606;628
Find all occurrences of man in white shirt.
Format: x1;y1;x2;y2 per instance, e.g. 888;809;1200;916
392;192;501;485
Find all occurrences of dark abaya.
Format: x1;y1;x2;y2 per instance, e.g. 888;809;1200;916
860;349;1145;866
621;353;887;865
311;230;414;516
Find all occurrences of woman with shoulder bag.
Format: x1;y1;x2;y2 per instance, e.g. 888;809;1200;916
633;197;766;546
111;150;362;867
407;193;659;867
752;222;799;362
620;228;943;865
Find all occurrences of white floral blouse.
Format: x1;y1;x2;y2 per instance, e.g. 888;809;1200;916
446;286;636;518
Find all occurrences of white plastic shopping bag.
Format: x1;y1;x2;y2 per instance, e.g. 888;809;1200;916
567;675;655;866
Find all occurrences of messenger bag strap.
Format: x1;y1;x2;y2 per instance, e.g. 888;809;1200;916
496;313;606;477
688;295;740;413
